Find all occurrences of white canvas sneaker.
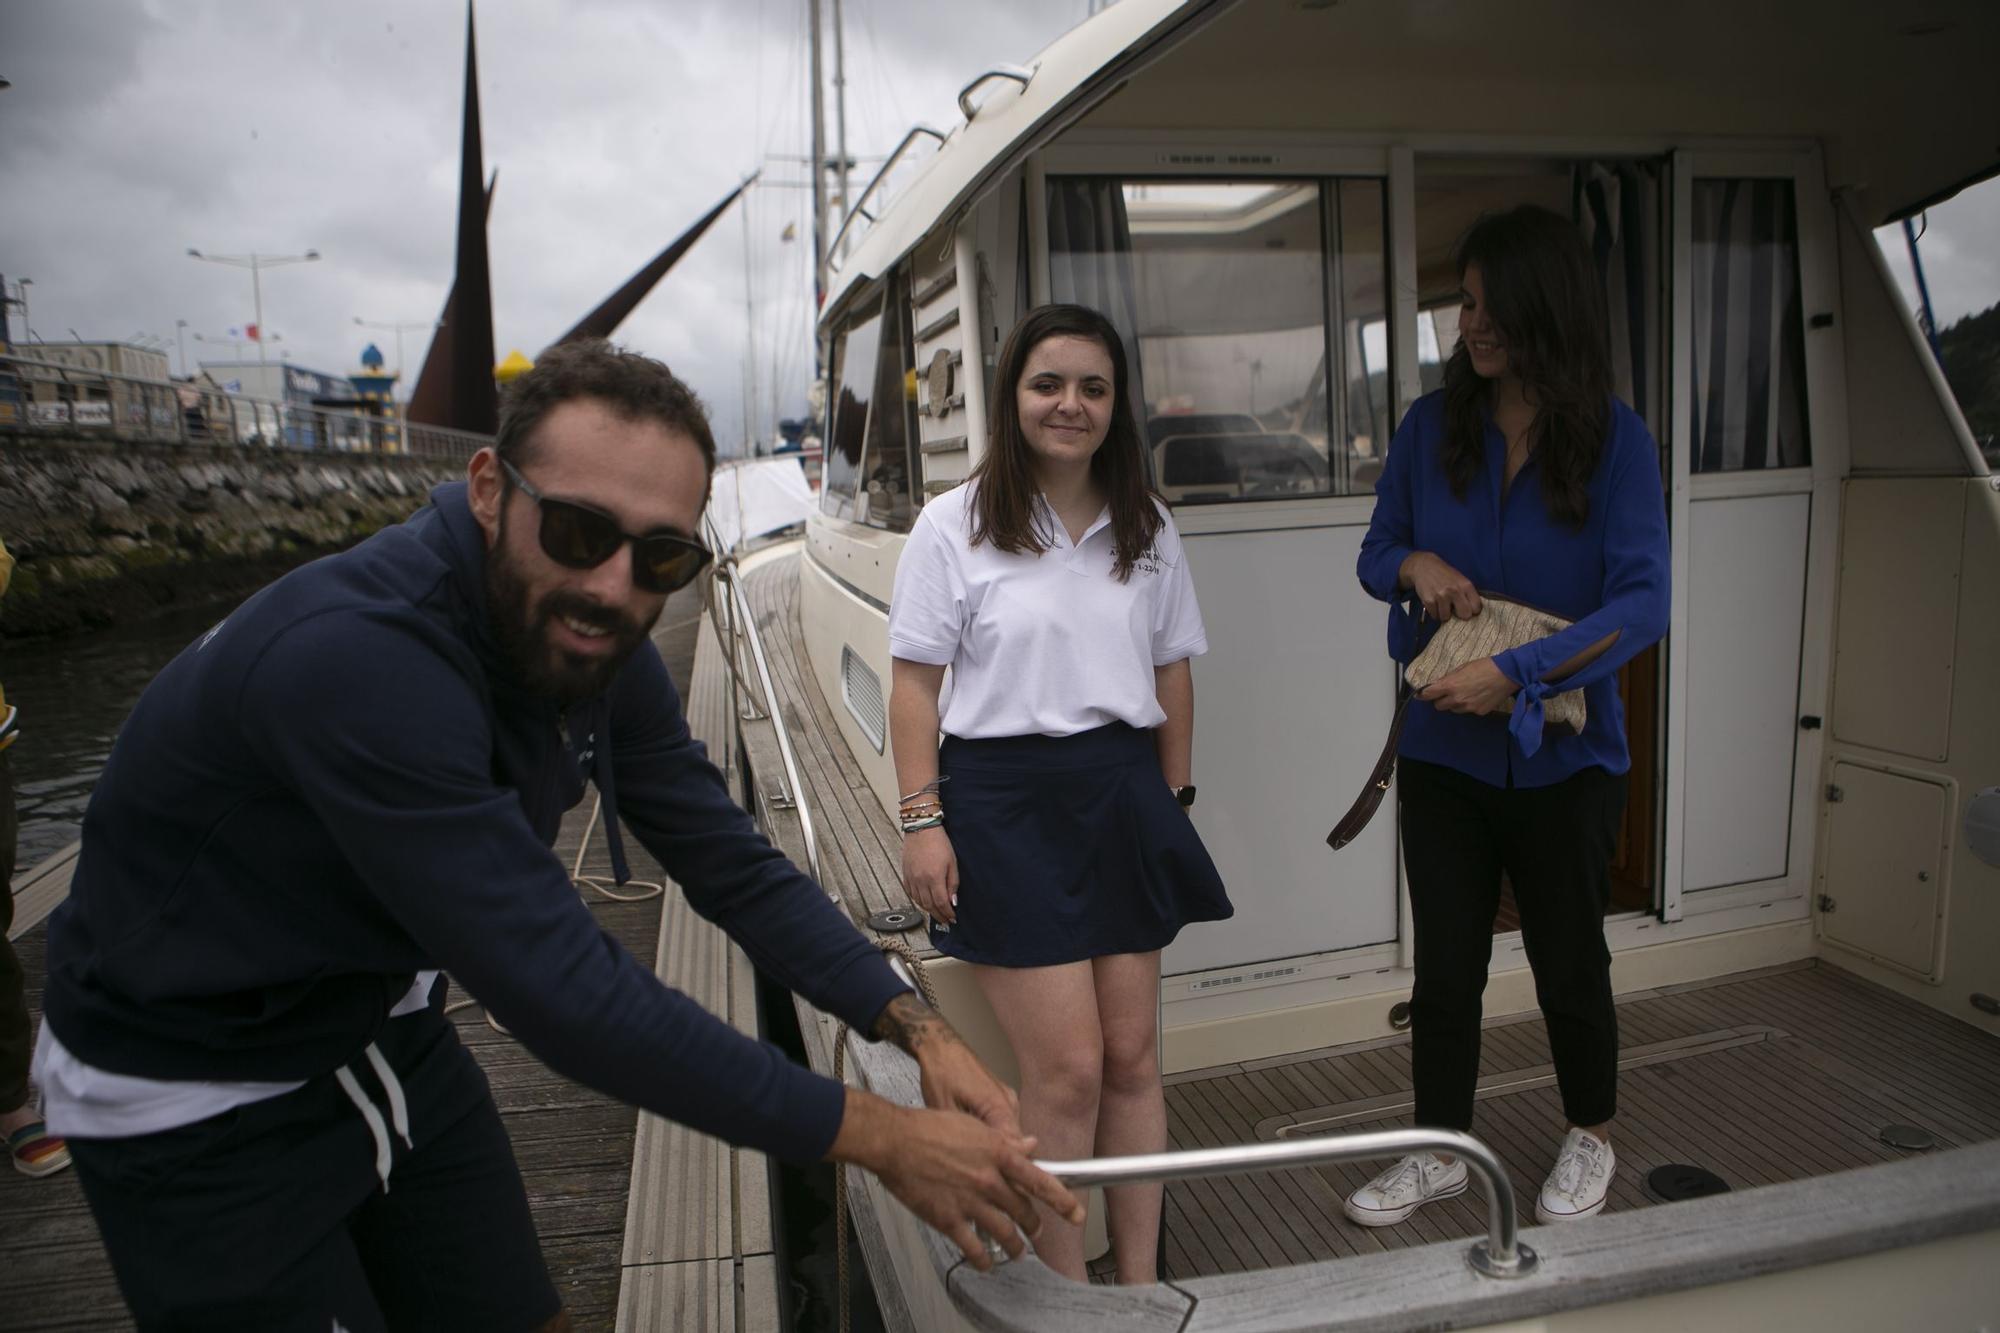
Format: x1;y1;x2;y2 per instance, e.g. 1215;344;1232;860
1537;1127;1615;1223
1343;1152;1469;1227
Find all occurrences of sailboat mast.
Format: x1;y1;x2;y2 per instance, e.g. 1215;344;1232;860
808;0;828;325
741;182;759;455
832;0;851;266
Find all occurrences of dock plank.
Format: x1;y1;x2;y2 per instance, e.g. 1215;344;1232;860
614;593;781;1330
8;838;78;942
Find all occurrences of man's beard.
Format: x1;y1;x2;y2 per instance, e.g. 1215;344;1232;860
485;529;660;706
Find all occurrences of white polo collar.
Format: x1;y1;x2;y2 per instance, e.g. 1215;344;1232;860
1033;493;1113;564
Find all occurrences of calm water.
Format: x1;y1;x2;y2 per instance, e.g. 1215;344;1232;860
5;600;240;873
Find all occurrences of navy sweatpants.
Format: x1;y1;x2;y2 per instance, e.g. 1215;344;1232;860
67;1001;561;1333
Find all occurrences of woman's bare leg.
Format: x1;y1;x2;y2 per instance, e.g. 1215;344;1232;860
1092;950;1165;1284
971;960;1103;1281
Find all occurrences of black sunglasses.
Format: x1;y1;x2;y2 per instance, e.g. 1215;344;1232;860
500;459;713;594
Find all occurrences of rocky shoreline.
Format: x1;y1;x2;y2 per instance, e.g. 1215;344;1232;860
1;437;465;639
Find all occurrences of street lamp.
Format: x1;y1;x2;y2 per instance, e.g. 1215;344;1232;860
14;277;31;343
175;319;189;378
186;247;320;368
352;315;443;395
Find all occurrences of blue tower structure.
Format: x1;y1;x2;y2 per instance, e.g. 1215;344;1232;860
348;342;404;452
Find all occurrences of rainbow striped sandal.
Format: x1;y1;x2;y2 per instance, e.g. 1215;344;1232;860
8;1120;73;1178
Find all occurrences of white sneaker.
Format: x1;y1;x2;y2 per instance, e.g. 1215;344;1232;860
1537;1127;1615;1223
1343;1152;1469;1227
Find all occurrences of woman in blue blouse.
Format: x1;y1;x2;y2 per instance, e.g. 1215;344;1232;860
1348;205;1669;1230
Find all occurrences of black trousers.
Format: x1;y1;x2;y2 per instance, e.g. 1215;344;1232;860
69;1005;561;1332
0;747;30;1115
1399;757;1627;1132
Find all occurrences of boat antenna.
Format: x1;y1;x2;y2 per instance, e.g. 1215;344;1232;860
1901;214;1943;360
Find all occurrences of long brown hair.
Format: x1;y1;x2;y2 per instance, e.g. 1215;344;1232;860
1441;206;1611;527
969;303;1163;580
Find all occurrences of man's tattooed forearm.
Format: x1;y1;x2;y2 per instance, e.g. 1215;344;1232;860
873;991;951;1055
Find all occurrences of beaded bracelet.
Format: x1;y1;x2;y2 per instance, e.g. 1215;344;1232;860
900;815;945;833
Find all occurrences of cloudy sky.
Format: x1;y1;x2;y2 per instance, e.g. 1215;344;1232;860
3;0;1996;454
0;0;1094;449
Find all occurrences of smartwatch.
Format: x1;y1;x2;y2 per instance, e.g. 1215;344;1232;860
1173;785;1197;808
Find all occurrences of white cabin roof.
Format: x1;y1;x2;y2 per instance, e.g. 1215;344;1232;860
824;0;1223;318
824;0;1999;328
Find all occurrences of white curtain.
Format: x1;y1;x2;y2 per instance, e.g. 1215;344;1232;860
1046;178;1148;426
1575;161;1664;445
1689;179;1812;471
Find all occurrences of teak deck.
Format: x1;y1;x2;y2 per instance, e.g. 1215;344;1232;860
732;549;2000;1287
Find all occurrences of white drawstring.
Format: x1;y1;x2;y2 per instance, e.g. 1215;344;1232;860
362;1044;413;1151
336;1067;393;1191
335;1042;413;1191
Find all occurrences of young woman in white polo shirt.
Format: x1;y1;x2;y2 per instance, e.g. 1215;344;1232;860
888;303;1233;1284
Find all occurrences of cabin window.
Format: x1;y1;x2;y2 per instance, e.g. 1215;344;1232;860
858;271;920;533
1047;176;1390;503
820;276;921;531
821;296;883;521
1690;178;1812;471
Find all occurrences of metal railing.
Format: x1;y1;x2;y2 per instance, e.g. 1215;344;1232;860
958;64;1035;120
826;124;949;275
1039;1127;1539;1279
0;353;487;463
703;538;823;887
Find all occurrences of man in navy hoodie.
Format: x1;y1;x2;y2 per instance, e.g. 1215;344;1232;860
35;340;1079;1332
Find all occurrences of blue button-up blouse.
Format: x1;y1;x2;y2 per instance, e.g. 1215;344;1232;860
1357;390;1671;789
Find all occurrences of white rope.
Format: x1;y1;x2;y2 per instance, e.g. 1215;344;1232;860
570;794;666;903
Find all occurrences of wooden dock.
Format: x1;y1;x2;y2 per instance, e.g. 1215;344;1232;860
611;596;781;1333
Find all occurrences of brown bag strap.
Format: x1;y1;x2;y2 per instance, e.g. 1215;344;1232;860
1326;675;1411;850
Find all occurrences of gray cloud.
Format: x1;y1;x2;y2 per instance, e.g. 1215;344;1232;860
1875;183;2000;334
4;0;1994;453
0;0;1088;448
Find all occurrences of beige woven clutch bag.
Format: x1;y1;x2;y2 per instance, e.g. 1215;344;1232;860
1405;594;1587;736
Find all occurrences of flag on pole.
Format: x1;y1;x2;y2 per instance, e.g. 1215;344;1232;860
246;323;261;342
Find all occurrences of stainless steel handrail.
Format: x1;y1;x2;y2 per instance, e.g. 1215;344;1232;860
827;124;948;275
711;552;823;887
1039;1127;1539;1279
957;64;1035;121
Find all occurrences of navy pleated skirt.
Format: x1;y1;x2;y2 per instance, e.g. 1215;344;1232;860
929;722;1233;967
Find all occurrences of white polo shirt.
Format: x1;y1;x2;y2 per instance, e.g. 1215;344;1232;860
888;483;1207;739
